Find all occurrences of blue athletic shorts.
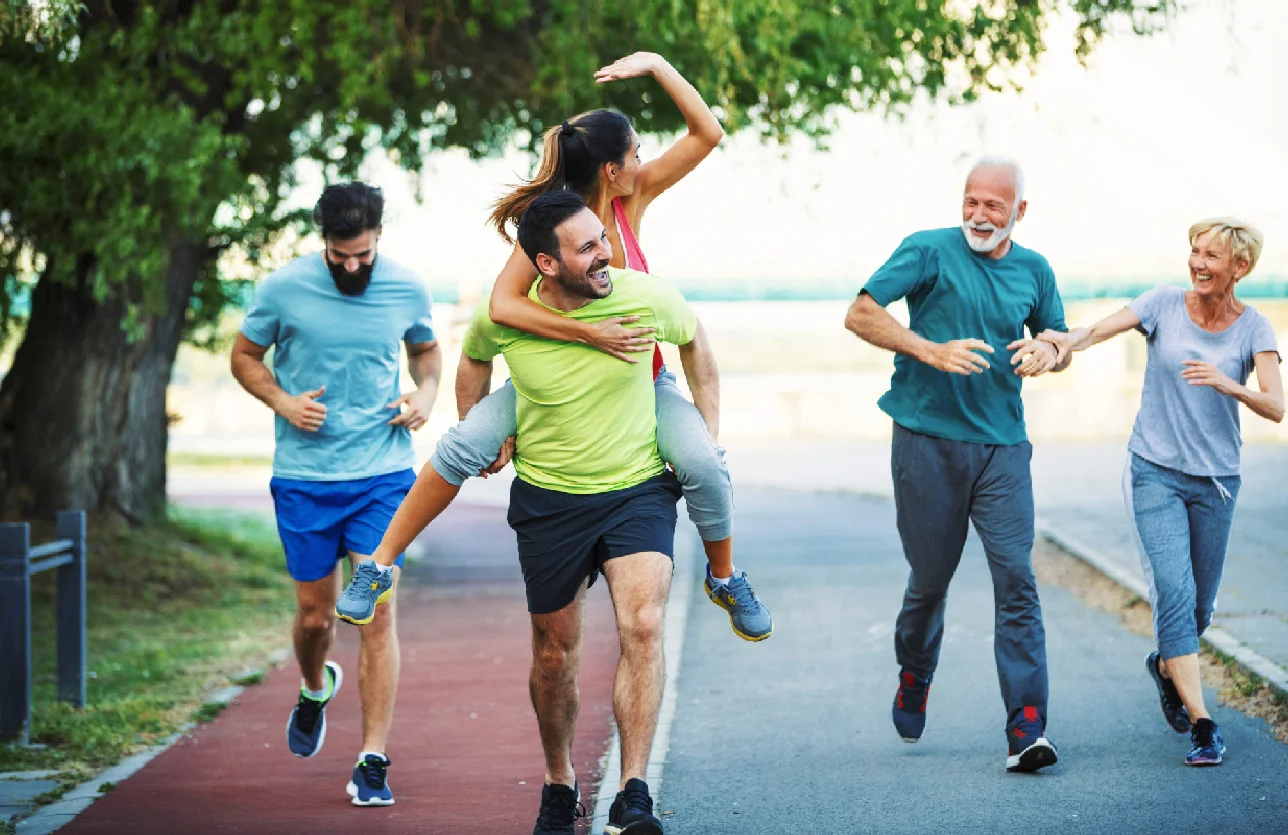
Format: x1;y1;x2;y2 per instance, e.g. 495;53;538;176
269;468;416;582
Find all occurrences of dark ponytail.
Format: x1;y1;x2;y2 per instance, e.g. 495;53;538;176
489;109;633;242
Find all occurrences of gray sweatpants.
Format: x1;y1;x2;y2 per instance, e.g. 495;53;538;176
891;422;1049;724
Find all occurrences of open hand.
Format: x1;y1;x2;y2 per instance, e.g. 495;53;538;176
587;315;656;363
1181;360;1239;396
480;436;515;478
595;52;665;83
281;386;327;432
1008;338;1058;377
925;339;994;375
387;386;437;431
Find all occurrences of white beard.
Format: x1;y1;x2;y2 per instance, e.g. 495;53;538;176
962;210;1018;253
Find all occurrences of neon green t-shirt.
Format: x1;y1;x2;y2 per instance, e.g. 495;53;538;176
462;268;698;494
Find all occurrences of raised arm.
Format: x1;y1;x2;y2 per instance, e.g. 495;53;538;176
487;242;656;362
676;320;720;440
596;52;724;210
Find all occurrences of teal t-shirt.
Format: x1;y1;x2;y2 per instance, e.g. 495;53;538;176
862;227;1067;445
240;253;436;481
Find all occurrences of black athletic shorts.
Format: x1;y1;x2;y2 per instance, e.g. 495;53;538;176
507;472;682;614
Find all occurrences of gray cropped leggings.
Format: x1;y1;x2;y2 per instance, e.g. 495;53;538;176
429;368;734;541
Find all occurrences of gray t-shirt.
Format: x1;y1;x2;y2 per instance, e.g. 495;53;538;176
1127;285;1280;477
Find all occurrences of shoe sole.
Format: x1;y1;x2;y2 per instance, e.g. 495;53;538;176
347;780;396;806
336;588;394;626
604;821;663;835
704;580;773;642
286;661;343;758
1185;756;1224;767
1145;652;1192;734
1006;738;1058;773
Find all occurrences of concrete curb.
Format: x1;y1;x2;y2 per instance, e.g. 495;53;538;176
590;527;698;830
12;648;290;834
1036;517;1288;697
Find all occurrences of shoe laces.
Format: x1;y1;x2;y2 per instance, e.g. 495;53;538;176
619;784;654;814
293;692;324;734
1191;720;1217;749
356;755;390;789
536;786;584;827
350;560;381;592
896;672;930;711
723;574;762;612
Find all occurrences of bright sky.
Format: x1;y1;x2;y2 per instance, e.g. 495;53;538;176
321;0;1287;293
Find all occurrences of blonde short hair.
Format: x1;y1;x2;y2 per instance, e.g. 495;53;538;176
1189;217;1264;278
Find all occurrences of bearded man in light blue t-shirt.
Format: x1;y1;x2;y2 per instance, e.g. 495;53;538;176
844;158;1071;774
230;182;441;806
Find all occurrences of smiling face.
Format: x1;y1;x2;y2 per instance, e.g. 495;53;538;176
1188;229;1247;299
961;166;1026;257
537;207;615;300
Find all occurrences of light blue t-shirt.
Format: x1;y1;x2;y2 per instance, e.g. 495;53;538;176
1128;285;1280;477
862;227;1067;445
240;253;436;481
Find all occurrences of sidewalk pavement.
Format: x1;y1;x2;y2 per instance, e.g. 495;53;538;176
724;438;1288;680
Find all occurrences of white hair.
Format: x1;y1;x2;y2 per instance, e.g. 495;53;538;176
967;156;1025;204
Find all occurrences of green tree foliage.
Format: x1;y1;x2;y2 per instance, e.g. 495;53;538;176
0;0;1174;520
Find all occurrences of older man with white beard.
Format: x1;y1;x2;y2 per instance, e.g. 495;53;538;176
844;157;1071;773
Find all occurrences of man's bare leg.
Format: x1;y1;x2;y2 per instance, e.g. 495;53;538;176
530;582;589;788
602;552;673;789
294;570;341;690
352;555;401;753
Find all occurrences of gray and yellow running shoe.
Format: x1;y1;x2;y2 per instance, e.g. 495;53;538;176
704;566;773;641
336;559;394;626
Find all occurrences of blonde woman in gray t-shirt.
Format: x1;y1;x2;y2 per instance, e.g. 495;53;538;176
1040;218;1283;768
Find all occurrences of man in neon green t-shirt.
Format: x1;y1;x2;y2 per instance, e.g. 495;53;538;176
337;191;715;832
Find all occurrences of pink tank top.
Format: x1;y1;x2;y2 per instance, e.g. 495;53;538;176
611;197;663;377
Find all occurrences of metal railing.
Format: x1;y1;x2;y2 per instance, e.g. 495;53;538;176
0;510;87;745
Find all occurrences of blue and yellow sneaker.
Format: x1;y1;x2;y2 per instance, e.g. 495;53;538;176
336;559;394;626
347;753;395;806
704;566;773;641
286;660;342;758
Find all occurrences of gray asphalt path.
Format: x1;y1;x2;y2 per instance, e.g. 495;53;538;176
661;488;1288;835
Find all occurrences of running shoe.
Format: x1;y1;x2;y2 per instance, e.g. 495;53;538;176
532;782;582;835
606;778;662;835
336;559;394;626
704;566;773;641
286;660;342;758
1006;705;1058;773
347;753;395;806
892;670;931;742
1185;718;1225;767
1145;651;1191;733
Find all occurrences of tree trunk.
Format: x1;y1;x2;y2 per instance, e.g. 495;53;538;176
0;242;209;525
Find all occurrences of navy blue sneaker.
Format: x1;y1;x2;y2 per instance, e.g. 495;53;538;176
1146;651;1191;733
892;670;931;742
606;778;662;835
1185;718;1225;766
347;753;395;806
286;660;342;758
531;782;582;835
1006;706;1058;772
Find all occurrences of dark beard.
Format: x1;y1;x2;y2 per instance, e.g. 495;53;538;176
555;258;612;300
327;256;376;296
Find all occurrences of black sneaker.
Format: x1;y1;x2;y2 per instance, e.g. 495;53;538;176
892;670;931;742
1145;651;1191;733
606;777;662;835
1005;706;1058;773
285;660;342;758
1185;718;1226;767
532;782;583;835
